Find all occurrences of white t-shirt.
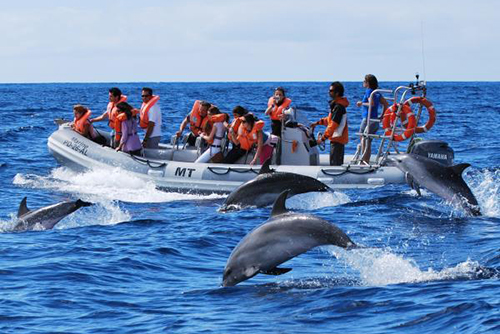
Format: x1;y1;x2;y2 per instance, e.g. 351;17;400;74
147;103;162;138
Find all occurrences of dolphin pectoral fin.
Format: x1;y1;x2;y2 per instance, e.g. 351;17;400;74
258;157;274;175
260;267;292;275
271;190;290;217
17;197;30;218
404;173;422;196
449;163;471;176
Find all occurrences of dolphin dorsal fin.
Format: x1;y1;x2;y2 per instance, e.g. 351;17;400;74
258;158;273;175
271;190;289;217
449;163;471;176
18;197;30;217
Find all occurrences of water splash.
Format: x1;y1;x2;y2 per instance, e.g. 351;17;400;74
13;167;225;203
468;168;500;217
329;247;487;286
287;191;351;210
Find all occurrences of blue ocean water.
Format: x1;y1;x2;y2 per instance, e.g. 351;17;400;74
0;81;499;333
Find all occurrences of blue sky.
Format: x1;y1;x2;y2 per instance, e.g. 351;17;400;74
0;0;498;83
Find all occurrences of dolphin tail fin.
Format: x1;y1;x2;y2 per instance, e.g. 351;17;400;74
258;157;274;175
75;199;93;208
271;190;290;217
449;163;471;176
17;197;30;217
260;267;292;275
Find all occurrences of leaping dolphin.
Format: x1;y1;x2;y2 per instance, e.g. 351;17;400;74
222;190;355;287
220;159;329;211
387;154;481;216
14;197;93;231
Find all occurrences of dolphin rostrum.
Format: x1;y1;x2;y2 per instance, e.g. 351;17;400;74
14;197;93;231
387;153;481;216
222;190;355;287
220;159;330;211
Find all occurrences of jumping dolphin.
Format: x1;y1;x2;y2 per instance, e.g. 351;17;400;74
222;190;355;287
220;159;329;211
387;154;481;216
14;197;93;231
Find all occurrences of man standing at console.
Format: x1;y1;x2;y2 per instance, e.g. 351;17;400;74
139;87;162;149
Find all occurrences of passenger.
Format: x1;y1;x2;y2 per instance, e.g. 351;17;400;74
356;74;389;164
227;105;248;148
264;87;292;137
139;87;162;149
114;102;143;156
176;100;212;147
222;113;267;165
71;105;107;145
310;82;349;166
195;106;229;163
90;87;127;148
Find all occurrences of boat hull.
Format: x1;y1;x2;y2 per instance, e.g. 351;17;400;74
47;125;406;194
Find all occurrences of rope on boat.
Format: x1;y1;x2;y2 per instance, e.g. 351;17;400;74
321;165;376;176
130;154;167;169
207;166;260;175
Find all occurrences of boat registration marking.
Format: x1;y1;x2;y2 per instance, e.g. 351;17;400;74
63;137;89;156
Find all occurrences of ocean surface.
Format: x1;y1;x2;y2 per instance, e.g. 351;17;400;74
0;81;499;333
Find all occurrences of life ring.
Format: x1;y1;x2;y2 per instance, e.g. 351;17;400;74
404;96;436;133
382;104;416;141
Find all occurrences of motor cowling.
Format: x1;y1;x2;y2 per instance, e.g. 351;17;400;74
408;140;454;166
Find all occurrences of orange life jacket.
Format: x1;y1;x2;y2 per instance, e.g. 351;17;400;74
238;120;265;151
115;109;139;142
317;97;349;144
189;100;209;136
267;97;292;121
74;110;92;136
139;95;160;129
228;117;243;143
107;95;128;130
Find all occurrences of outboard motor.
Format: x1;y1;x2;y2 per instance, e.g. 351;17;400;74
408;140;454;166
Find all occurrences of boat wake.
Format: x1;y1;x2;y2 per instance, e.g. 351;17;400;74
13;167;225;203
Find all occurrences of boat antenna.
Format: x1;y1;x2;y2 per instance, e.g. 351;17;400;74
420;18;427;84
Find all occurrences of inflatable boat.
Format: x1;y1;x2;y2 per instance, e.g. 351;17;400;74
47;81;452;194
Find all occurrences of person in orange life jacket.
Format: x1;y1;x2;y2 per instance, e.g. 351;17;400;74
71;105;107;145
194;106;229;163
310;82;349;166
176;100;212;146
222;113;266;165
71;105;93;138
264;87;292;137
227;105;249;148
356;74;389;164
114;102;143;156
90;87;127;148
139;87;162;149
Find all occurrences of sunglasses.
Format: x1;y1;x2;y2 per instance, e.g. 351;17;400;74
141;94;151;98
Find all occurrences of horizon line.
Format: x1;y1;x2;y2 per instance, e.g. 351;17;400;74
1;79;499;85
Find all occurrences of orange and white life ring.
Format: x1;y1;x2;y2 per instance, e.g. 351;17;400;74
404;96;436;133
382;104;416;141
